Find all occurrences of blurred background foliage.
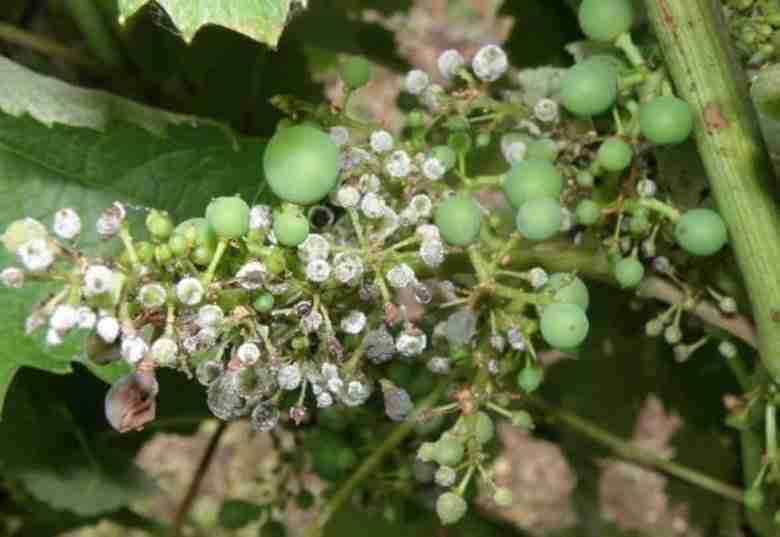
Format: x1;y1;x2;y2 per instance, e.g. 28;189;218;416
0;0;755;536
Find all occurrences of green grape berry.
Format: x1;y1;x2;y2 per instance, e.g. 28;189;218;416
639;96;694;145
476;132;491;148
263;125;340;205
515;197;562;241
473;411;495;444
192;245;214;266
155;244;172;264
517;362;544;393
576;170;595;188
433;437;465;466
540;303;590;349
436;492;467;525
168;233;189;258
560;59;618;117
206;196;250;239
175;217;217;251
597;138;633;172
544;273;590;311
145;209;174;239
340;55;371;88
576;199;601;226
614;257;645;288
578;0;634;42
431;145;457;171
135;241;154;264
254;293;275;313
526;138;559;162
503;159;563;208
272;205;310;247
434;195;482;247
674;208;728;256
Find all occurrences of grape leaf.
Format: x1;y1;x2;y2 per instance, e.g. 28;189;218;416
117;0;299;47
0;369;156;516
0;57;263;416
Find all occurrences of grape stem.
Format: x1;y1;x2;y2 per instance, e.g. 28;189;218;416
523;395;746;504
201;239;229;286
643;0;780;381
306;383;447;534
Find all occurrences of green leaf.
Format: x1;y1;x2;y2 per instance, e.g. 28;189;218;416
0;57;263;414
117;0;298;47
218;498;266;529
0;369;156;516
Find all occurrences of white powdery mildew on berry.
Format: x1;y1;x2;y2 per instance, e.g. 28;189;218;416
138;282;167;309
385;150;411;178
422;157;446;180
121;335;148;365
386;263;416;288
176;277;204;306
404;69;430;95
472;44;508;82
52;208;82;240
1;267;24;288
236;342;261;365
96;316;120;343
278;363;302;391
438;49;465;80
236;261;267;290
361;192;386;219
249;205;272;230
305;259;331;283
17;238;54;272
84;265;117;297
340;310;367;334
329;125;350;146
298;233;330;262
151;337;178;366
336;186;360;208
533;98;559;123
50;304;79;333
196;304;224;328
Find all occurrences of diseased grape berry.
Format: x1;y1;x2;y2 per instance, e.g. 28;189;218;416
515;197;562;241
340;55;371;89
674;208;728;256
206;196;250;239
273;205;310;247
614;256;645;288
597;138;633;172
578;0;634;42
434;195;482;246
544;273;590;311
431;145;457;171
540;303;589;349
560;59;618;117
503;159;563;208
640;96;694;145
436;492;467;525
263;125;340;205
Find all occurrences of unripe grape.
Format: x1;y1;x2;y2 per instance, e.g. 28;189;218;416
254;293;275;313
576;170;595;188
540;303;589;348
576;199;600;226
511;410;534;429
175;217;217;251
503;159;563;208
597;138;633;172
431;145;457;171
263;125;340;205
145;209;174;239
674;208;728;256
578;0;634;42
273;205;310;247
560;59;617;117
191;246;213;266
544;273;590;311
639;96;693;145
448;131;472;153
517;363;544;393
515;198;562;241
614;257;645;288
340;55;371;88
474;411;495;444
205;196;250;239
526;138;558;162
434;195;482;247
436;492;467;525
433;437;465;466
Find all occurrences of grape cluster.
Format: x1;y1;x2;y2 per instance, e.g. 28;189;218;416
0;4;739;525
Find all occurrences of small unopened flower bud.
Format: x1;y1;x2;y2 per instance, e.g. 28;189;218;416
53;208;81;240
719;297;738;314
664;325;682;344
719;340;737;359
105;370;158;432
0;267;24;288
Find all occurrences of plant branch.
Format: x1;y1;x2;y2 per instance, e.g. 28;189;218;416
0;22;108;75
306;383;447;535
63;0;123;69
171;421;228;536
525;395;746;504
644;0;780;380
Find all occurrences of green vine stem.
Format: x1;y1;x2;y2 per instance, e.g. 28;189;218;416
305;383;447;536
525;395;746;504
643;0;780;381
63;0;123;69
